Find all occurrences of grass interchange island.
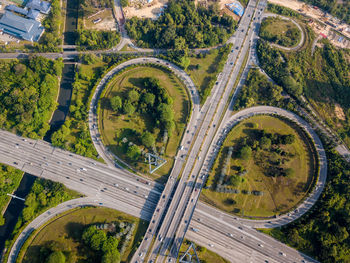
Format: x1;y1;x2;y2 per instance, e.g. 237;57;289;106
22;207;147;263
202;115;317;218
99;65;190;181
259;16;301;48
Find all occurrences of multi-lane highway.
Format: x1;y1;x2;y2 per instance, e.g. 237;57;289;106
0;0;331;262
0;130;162;221
133;1;272;262
1;127;318;263
161;1;273;262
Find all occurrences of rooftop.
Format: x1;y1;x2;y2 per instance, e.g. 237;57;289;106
0;11;44;41
25;0;51;14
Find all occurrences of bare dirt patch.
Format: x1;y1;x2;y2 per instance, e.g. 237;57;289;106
268;0;350;49
84;8;117;30
124;0;168;19
335;103;346;121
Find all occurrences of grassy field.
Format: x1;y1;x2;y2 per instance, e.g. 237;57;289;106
186;47;230;104
99;65;190;182
179;239;229;263
201;115;316;218
260;17;301;47
22;207;148;263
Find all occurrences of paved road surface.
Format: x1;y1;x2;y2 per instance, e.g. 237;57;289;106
140;1;271;262
8;195;319;263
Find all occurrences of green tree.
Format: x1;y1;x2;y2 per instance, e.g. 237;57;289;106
128;90;140;103
260;136;271;149
126;145;141;160
229;176;242;187
90;230;107;251
101;236;119;253
141;131;155;148
0;216;5;226
120;0;128;7
46;251;66;263
180;56;191;70
123;100;136;115
142;93;155;106
239;146;252;160
102;250;121;263
282;134;295;144
110;96;122;112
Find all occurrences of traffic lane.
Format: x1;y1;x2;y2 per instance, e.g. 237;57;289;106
0;146;158;216
0;130;162;193
164;1;274;260
160;1;262;259
0;139;160;201
186;222;281;263
189;214;314;263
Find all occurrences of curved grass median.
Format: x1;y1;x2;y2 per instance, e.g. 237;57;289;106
99;65;190;182
22;207;148;263
260;17;301;48
201;115;317;218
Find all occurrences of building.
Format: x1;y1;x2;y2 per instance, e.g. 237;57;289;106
5;4;28;16
27;9;40;20
226;1;244;17
0;11;44;41
5;4;40;20
26;0;51;14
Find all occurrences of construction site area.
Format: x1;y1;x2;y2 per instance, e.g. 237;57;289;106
80;0;117;31
124;0;244;20
268;0;350;49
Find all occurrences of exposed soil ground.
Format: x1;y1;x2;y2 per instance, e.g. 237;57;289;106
84;8;117;30
124;0;168;19
268;0;350;49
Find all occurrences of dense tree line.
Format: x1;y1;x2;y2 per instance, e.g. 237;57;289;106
51;59;106;158
298;0;350;23
110;77;175;161
277;148;350;262
21;179;77;223
35;0;62;52
260;17;301;47
0;164;23;226
234;68;283;109
257;39;304;97
267;3;302;18
82;226;121;263
258;38;350;145
0;57;63;138
125;0;236;49
80;0;112;16
51;55;136;159
76;30;120;51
